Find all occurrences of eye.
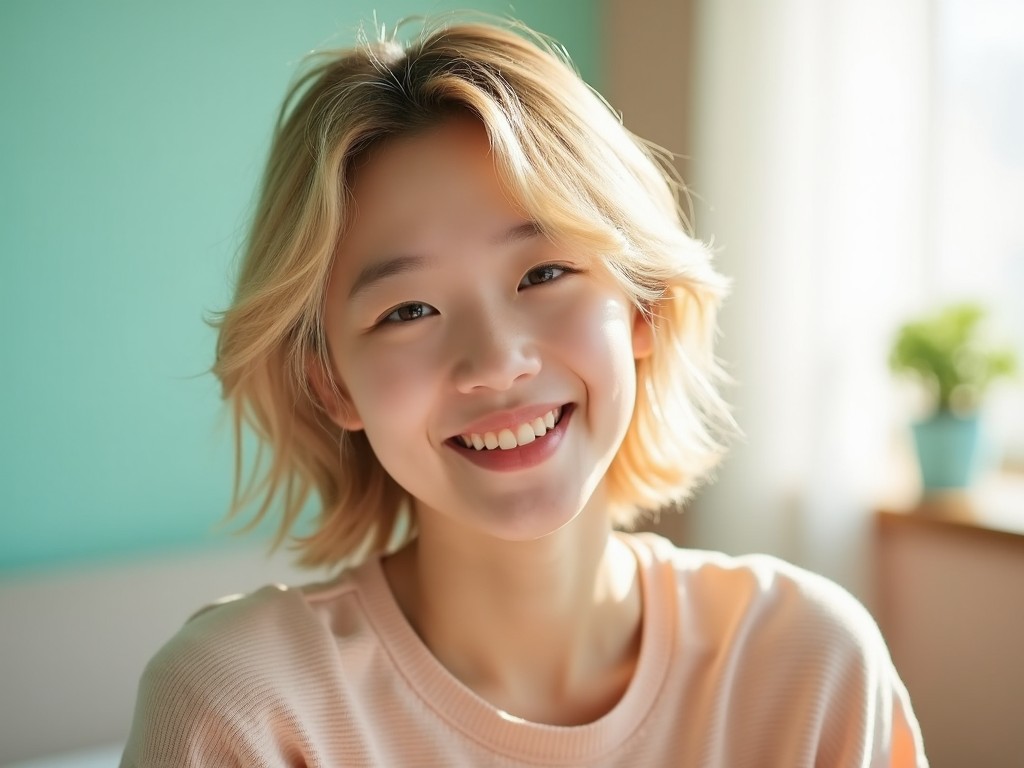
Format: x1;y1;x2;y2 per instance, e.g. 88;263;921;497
519;264;574;288
381;302;437;324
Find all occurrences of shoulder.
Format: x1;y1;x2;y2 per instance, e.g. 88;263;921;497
122;573;366;764
132;584;327;723
139;572;372;700
628;533;928;765
144;583;323;687
633;532;883;659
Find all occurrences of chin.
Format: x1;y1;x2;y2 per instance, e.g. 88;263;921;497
492;512;580;543
471;491;588;543
410;474;607;544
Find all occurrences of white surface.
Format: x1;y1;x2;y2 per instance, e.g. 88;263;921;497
0;544;328;765
3;744;123;768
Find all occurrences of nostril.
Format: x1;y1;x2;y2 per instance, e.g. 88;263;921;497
452;352;542;394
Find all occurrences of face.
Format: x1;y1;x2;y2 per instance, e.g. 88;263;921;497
316;117;651;543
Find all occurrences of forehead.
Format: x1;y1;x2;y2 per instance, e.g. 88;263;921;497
343;117;521;251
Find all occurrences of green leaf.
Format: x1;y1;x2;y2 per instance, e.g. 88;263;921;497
889;301;1019;413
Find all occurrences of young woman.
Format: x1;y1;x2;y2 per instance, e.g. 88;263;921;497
121;18;927;767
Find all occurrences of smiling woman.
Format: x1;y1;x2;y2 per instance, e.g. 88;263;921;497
120;15;929;768
306;115;652;536
212;21;734;568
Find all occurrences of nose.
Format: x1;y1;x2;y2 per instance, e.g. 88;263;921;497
451;310;542;394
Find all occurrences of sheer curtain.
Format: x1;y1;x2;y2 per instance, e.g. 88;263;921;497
685;0;931;599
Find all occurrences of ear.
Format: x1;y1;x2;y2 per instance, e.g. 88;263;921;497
305;354;364;431
631;304;654;361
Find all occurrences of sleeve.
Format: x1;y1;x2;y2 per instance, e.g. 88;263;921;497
801;571;929;768
119;643;285;768
117;589;324;768
881;661;927;768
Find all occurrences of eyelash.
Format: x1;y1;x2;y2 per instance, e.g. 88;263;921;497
518;263;574;288
382;303;436;324
377;263;578;326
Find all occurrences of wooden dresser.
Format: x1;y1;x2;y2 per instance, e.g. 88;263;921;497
874;474;1024;768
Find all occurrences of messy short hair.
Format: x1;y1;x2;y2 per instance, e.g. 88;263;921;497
212;17;737;568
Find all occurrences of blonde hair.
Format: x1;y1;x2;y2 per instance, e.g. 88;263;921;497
212;17;737;569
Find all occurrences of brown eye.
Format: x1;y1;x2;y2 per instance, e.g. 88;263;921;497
520;264;567;288
383;302;436;324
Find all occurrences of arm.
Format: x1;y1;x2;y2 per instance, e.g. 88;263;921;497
805;581;928;768
887;669;926;768
120;652;283;768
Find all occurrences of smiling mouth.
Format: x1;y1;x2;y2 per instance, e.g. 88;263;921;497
450;405;570;451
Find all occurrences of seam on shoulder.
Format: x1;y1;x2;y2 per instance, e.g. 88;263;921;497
185;583;290;623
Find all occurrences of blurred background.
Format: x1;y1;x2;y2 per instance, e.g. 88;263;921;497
1;0;1022;765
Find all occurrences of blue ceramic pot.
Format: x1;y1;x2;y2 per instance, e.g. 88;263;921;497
911;411;983;490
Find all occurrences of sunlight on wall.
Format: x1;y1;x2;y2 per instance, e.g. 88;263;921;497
688;0;931;596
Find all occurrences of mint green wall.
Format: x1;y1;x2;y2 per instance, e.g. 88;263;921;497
0;1;601;573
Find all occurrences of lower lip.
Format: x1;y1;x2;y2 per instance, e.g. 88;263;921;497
447;404;574;472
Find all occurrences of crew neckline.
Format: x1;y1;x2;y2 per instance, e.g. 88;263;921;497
348;532;676;764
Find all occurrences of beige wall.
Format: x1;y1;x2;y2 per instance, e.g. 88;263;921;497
604;0;699;549
603;0;698;210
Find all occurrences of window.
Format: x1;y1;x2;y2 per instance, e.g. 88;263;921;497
931;0;1024;467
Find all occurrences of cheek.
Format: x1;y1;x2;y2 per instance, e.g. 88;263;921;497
342;341;439;431
545;295;639;390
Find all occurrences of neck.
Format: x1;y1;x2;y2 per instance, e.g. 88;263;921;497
382;502;642;725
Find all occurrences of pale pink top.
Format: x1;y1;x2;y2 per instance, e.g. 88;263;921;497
121;533;927;766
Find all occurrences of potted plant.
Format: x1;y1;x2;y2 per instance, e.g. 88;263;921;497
889;301;1018;491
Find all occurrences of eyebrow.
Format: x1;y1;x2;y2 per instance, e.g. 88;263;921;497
494;220;543;245
347;254;427;301
347;220;542;300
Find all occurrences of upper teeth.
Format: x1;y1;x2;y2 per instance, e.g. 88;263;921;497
459;407;562;451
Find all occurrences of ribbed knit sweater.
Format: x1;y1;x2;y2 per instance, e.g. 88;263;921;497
121;533;927;766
